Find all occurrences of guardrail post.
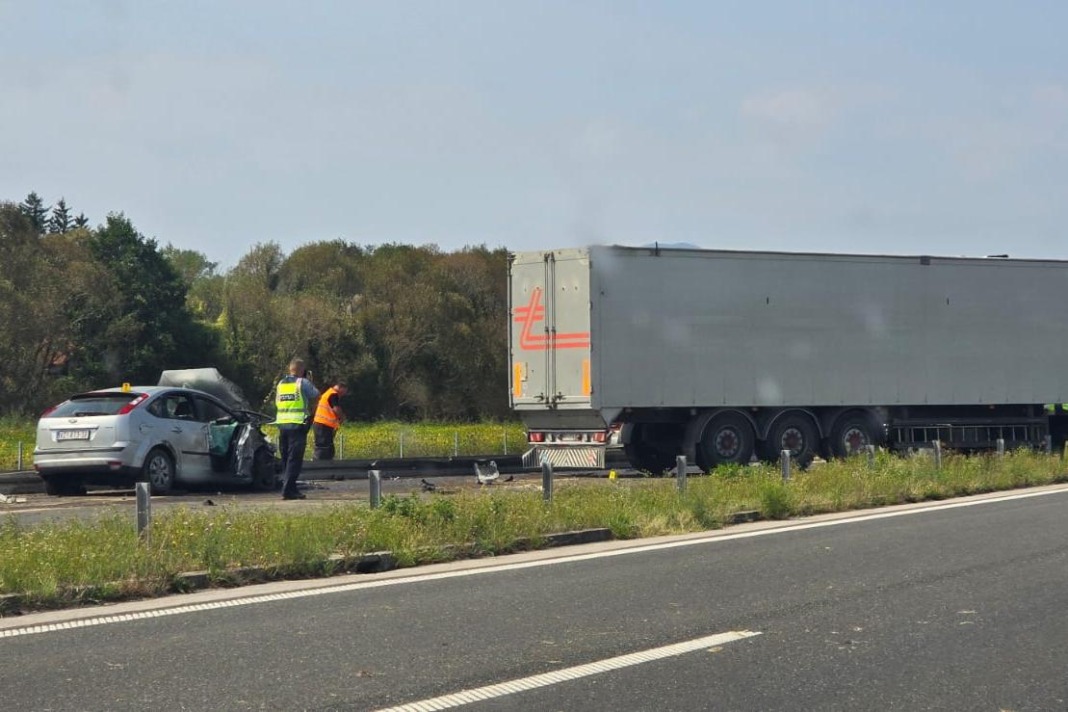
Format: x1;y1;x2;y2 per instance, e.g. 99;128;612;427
541;461;553;503
866;445;875;468
338;433;345;460
454;432;459;457
676;455;687;493
135;482;151;539
996;438;1005;457
780;450;791;481
369;469;381;509
16;441;23;471
399;432;405;458
933;440;942;470
503;427;508;455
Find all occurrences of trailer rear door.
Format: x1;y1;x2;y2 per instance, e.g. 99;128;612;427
509;249;593;415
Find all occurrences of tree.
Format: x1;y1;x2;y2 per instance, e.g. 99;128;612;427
49;198;72;234
85;213;215;384
0;204;119;414
73;213;89;229
231;242;284;292
162;245;218;286
18;191;49;234
276;240;366;297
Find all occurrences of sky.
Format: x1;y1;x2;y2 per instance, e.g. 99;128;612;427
2;1;1067;269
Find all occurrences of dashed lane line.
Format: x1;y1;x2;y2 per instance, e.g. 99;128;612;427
373;630;762;711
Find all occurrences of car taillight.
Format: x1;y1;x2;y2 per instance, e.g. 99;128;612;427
117;393;149;415
529;432;545;443
592;431;607;443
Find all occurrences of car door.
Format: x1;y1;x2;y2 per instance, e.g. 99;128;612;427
195;394;239;476
158;391;212;480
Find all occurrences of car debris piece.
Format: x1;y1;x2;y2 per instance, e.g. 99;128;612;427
420;478;437;492
474;460;500;485
0;493;27;504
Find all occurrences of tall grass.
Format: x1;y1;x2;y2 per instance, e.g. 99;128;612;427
2;448;1065;610
0;418;34;471
332;421;527;459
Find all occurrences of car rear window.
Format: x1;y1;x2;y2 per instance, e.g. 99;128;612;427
48;393;146;417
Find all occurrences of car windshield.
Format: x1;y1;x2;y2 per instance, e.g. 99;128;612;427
48;393;145;418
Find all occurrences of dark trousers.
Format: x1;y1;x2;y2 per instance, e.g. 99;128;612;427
278;425;309;494
313;423;337;460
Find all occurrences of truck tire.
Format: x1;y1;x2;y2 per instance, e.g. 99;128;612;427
623;441;676;475
830;411;878;458
765;413;819;468
698;412;755;470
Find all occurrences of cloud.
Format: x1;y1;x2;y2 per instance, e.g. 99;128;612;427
740;87;833;129
738;87;841;159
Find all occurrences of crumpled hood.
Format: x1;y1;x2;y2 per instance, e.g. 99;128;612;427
158;368;251;411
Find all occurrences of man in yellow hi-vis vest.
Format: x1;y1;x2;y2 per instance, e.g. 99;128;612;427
275;357;320;500
313;381;348;460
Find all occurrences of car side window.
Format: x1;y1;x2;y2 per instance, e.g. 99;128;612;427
194;396;232;423
147;398;167;418
150;393;197;420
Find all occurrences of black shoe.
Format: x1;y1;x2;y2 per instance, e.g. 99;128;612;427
282;491;306;500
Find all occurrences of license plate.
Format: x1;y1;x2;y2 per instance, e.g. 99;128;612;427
56;429;90;441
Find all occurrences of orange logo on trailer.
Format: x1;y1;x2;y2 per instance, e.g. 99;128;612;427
514;287;591;351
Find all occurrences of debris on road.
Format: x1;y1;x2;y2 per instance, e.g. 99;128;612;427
0;493;27;504
474;460;499;485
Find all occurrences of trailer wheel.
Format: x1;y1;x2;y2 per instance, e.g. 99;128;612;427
624;441;676;475
830;412;878;458
766;413;819;468
699;412;755;469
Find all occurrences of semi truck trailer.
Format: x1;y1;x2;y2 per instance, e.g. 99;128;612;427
508;245;1068;471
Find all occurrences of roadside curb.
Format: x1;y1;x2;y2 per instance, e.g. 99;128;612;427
0;529;614;616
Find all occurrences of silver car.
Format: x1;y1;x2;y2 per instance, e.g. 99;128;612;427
34;385;279;496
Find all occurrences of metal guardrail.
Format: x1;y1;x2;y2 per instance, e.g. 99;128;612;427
0;450;632;494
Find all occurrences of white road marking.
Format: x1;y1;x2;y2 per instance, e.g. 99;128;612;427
2;486;1065;640
372;630;761;711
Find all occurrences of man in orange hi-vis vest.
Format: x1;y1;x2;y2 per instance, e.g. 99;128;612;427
312;381;348;460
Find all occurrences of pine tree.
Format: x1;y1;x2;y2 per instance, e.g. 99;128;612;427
73;212;89;229
18;191;50;234
49;198;72;234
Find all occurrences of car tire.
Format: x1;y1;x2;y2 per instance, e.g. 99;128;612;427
42;475;86;497
251;447;280;491
142;447;176;495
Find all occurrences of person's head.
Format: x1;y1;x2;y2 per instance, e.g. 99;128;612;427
334;381;348;396
288;358;306;377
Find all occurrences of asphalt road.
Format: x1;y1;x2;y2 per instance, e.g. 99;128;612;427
3;486;1068;711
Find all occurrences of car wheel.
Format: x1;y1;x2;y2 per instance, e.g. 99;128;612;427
251;447;280;491
42;475;86;497
142;448;176;495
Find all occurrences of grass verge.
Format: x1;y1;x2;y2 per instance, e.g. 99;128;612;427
1;449;1065;613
